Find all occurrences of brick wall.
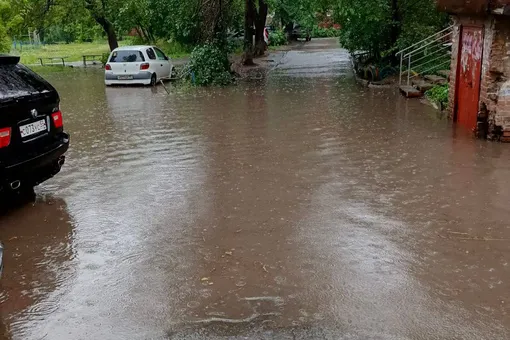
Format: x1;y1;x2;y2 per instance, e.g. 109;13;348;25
492;19;510;141
478;18;496;138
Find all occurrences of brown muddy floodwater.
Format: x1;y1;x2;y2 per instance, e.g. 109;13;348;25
1;39;510;340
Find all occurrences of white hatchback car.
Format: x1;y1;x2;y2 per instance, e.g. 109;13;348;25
105;46;173;86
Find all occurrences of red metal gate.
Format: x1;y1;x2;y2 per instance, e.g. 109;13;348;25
455;26;483;131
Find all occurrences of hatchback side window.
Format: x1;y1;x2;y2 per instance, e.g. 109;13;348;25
154;48;167;61
146;48;157;60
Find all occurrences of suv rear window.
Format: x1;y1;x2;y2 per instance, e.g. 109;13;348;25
109;51;145;63
0;64;53;101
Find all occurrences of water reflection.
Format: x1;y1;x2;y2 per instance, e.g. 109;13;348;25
0;196;75;340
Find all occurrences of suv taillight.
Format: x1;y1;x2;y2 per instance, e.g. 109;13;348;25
0;128;11;148
52;111;63;128
140;63;150;70
105;64;112;71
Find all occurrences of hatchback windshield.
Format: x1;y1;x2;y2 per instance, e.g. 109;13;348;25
109;50;145;63
0;64;52;101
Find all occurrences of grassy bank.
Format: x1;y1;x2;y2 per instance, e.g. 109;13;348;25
12;40;191;65
12;42;116;65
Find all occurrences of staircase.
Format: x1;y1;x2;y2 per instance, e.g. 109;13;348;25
396;25;454;98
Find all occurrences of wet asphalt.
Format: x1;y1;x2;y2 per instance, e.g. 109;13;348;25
1;38;510;339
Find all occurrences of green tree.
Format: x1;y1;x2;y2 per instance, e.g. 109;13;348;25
83;0;120;50
335;0;447;58
270;0;316;31
0;22;10;52
0;1;12;52
116;0;155;42
242;0;255;64
254;0;268;56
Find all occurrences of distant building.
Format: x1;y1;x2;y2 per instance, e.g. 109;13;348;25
438;0;510;141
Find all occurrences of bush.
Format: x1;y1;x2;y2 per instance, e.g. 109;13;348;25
312;26;341;38
44;23;102;44
0;23;10;53
155;39;192;58
100;52;109;66
189;43;232;86
426;84;448;109
269;30;287;47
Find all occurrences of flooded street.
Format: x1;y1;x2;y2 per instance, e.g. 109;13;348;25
2;38;510;339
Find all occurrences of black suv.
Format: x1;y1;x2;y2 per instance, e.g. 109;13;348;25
0;55;69;194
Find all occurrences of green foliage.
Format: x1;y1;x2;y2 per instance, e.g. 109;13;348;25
148;0;200;45
426;84;448;108
312;26;340;38
269;0;317;30
189;43;232;86
336;0;392;56
0;21;10;52
269;29;287;46
336;0;448;58
148;0;243;46
395;1;449;51
154;39;191;58
44;22;103;44
16;41;115;64
101;52;109;66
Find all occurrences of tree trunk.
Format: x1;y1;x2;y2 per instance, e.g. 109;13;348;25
84;1;119;51
390;0;400;51
38;27;45;44
254;0;268;56
135;27;144;40
243;0;256;65
284;22;294;42
100;19;119;51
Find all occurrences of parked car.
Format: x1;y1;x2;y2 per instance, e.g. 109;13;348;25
0;55;69;195
105;46;174;86
265;25;276;34
291;24;311;41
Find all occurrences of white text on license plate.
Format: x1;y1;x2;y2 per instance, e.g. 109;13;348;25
118;75;133;80
20;119;47;138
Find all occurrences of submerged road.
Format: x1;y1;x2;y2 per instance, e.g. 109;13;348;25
1;38;510;339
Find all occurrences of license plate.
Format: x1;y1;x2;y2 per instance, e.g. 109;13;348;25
20;119;47;138
118;75;133;80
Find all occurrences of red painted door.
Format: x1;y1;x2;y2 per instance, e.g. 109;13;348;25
456;26;483;131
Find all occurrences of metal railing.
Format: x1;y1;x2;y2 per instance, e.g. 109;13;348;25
396;25;454;85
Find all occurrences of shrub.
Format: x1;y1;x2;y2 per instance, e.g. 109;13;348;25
312;26;341;38
188;43;232;86
269;30;287;47
101;52;109;66
0;23;10;53
155;39;192;58
426;84;448;109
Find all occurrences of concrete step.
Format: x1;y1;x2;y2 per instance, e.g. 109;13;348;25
437;70;450;78
399;85;423;98
412;79;435;92
424;74;448;85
